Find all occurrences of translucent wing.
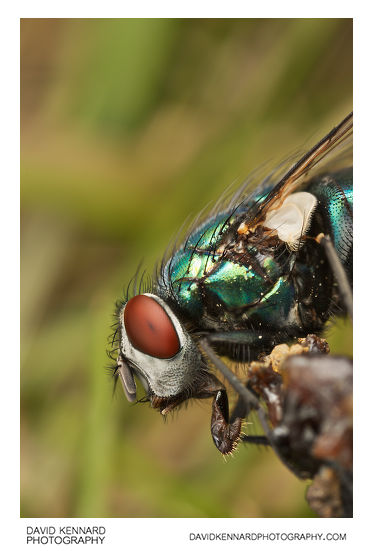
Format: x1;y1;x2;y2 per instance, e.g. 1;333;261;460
244;112;353;231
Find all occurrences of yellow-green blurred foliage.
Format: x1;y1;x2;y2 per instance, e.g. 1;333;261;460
21;18;352;518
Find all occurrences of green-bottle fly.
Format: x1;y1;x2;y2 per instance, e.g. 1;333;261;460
110;113;352;463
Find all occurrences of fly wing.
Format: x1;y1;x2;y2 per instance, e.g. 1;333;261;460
243;112;353;231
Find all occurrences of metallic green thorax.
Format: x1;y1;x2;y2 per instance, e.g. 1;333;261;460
168;219;293;328
157;168;352;339
158;183;296;332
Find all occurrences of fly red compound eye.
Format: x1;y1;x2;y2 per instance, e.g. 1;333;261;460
124;295;180;359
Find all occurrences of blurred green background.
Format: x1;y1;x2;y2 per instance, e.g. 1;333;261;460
21;18;352;518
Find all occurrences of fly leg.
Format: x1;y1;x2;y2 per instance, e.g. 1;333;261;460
210;389;242;454
206;330;278;363
200;338;276;453
201;329;283;447
317;233;352;319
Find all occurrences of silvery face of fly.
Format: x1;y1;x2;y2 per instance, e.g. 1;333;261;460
110;113;352;456
117;293;222;404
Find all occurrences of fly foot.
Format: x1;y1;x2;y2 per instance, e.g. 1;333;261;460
211;390;242;455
